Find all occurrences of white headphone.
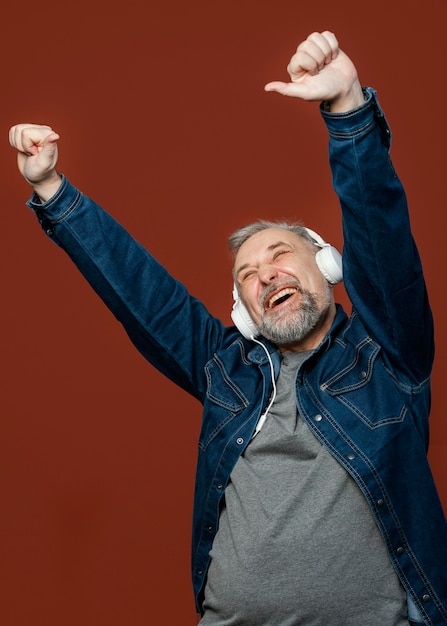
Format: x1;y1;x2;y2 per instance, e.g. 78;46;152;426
231;227;342;339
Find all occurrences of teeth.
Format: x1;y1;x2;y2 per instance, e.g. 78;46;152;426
268;288;297;308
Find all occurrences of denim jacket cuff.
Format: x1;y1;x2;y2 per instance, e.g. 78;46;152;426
320;86;392;148
26;174;83;224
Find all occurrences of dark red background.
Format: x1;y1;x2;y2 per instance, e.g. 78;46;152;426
1;1;446;624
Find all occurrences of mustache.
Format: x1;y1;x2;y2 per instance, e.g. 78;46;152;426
259;279;303;308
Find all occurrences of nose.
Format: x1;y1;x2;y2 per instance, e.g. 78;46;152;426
258;263;279;284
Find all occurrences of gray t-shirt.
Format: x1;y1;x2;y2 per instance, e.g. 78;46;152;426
200;351;408;625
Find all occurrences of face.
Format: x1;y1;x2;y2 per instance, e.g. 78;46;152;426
234;228;336;350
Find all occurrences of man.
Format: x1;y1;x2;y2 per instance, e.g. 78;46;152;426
9;31;447;625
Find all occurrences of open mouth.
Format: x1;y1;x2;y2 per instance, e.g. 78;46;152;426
267;287;298;309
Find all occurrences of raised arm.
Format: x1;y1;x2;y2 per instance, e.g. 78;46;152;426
267;30;433;387
8;125;225;402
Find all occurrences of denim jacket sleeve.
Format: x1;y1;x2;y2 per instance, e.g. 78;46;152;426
27;179;227;401
321;88;434;387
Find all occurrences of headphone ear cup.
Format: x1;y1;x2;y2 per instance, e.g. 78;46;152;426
315;246;343;285
304;227;343;285
231;286;259;339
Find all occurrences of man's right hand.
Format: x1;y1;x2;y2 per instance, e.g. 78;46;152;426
9;123;62;202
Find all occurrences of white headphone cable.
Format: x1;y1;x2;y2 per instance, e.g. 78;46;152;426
250;336;277;438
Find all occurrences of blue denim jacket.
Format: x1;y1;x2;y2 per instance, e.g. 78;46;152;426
28;89;447;624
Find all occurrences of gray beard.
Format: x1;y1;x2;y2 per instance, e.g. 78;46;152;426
259;289;323;346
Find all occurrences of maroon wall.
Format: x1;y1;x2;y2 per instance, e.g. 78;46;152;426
1;1;446;623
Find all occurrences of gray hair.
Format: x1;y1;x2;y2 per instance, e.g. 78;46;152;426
228;219;316;260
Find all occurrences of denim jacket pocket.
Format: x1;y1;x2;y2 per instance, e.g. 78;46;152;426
200;355;250;450
320;337;407;429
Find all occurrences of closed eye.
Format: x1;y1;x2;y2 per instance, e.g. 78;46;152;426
273;249;290;260
241;270;256;282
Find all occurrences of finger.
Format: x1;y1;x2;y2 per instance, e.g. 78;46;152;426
9;124;58;155
22;127;59;156
288;31;339;78
9;124;37;153
320;30;339;59
8;124;30;150
287;49;320;79
306;31;339;63
9;124;34;150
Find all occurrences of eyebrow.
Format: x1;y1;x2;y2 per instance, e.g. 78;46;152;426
235;241;294;279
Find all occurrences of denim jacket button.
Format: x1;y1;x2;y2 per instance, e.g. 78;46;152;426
396;547;404;555
236;437;244;445
422;594;431;603
315;414;323;422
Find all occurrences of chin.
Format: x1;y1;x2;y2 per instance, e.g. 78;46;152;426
260;308;318;345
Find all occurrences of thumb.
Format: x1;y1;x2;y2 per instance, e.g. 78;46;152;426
265;80;334;103
264;81;311;98
264;81;290;95
23;130;60;156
